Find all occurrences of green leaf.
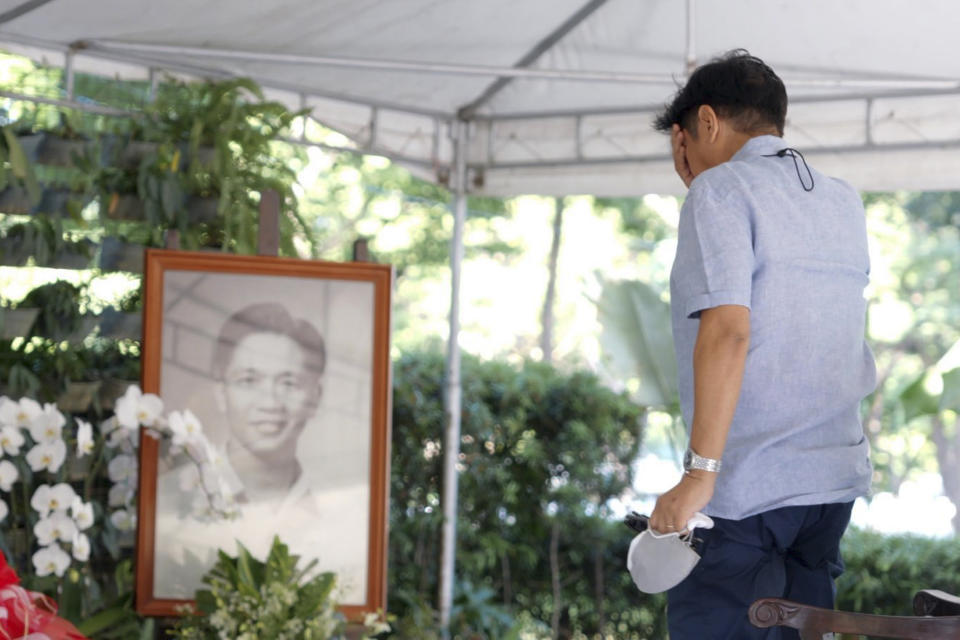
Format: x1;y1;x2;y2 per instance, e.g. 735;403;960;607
235;542;263;596
75;603;132;636
596;279;678;408
941;367;960;413
899;372;941;422
3;127;40;204
195;588;217;614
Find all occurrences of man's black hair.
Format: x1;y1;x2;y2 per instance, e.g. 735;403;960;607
212;302;326;380
653;50;787;137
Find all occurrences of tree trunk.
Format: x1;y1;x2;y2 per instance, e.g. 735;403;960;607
550;520;562;639
931;414;960;533
593;546;606;631
540;197;564;363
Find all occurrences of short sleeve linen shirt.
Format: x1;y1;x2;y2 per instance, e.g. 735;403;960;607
669;135;875;520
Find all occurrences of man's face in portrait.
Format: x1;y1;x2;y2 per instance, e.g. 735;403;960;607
218;331;321;461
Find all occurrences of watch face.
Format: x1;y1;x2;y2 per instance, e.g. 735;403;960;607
683;449;692;468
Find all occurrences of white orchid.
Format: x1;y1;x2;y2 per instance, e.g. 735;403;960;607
25;439;67;473
76;419;94;457
71;531;90;562
168;409;204;447
110;509;137;532
28;403;66;444
34;512;78;546
70;497;94;531
0;460;17;492
0;498;7;523
115;386;163;430
108;482;135;508
0;426;25;456
31;483;77;517
108;454;138;485
0;397;42;429
32;543;71;577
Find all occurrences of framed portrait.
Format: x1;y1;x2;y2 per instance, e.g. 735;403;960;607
135;249;393;621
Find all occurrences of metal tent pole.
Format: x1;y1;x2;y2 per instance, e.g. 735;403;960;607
439;118;468;637
685;0;697;75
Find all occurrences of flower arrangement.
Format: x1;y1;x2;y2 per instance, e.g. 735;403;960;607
170;536;389;640
0;386;231;596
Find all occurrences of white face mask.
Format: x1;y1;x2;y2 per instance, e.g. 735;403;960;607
627;512;714;594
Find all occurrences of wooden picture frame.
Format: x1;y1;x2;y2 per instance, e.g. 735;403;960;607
135;249;392;621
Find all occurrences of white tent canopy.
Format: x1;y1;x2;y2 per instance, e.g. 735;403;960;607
5;0;960;196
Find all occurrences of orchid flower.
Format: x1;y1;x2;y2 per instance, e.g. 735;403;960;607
0;397;42;430
168;409;204;447
0;426;25;456
25;440;67;473
110;509;137;532
32;544;70;578
75;419;94;457
30;483;77;518
115;386;163;430
34;513;77;546
28;404;66;444
107;454;138;485
108;483;135;508
70;497;94;531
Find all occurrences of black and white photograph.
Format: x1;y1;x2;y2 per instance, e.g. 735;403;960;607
137;250;392;619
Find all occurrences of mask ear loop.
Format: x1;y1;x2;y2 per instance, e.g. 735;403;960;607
763;147;815;192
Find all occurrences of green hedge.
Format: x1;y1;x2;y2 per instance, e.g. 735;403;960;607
388;350;667;639
839;527;960;615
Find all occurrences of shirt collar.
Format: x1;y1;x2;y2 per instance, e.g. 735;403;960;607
730;134;788;162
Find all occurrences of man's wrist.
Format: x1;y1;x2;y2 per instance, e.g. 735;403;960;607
683;468;718;484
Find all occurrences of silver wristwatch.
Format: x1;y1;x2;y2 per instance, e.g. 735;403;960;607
683;447;722;473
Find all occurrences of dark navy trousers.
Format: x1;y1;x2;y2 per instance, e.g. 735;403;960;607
667;501;854;639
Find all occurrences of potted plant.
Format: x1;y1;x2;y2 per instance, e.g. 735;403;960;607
170;537;389;640
0;125;40;214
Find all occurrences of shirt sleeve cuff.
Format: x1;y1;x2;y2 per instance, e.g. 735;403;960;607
683;289;752;318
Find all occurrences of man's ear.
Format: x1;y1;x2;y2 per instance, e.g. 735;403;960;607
697;105;720;143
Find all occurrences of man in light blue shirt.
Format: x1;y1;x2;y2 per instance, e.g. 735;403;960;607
647;51;875;639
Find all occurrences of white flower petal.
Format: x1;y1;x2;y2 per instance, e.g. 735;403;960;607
71;532;90;562
0;460;18;492
0;498;7;522
31;484;52;517
0;426;25;456
107;455;138;484
76;419;94;457
109;509;136;532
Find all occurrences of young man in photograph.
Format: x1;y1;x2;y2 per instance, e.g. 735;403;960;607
647;50;875;638
154;302;368;603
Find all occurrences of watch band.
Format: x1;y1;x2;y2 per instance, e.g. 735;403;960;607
684;447;722;473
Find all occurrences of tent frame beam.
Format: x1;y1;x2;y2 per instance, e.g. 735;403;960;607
456;0;611;119
7;89;960;175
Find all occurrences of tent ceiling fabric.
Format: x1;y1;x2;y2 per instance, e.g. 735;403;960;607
3;0;960;195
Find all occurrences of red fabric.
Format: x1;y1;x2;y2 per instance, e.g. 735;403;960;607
0;550;88;640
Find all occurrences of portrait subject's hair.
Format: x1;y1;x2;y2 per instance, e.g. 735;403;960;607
653;49;787;136
212;303;326;380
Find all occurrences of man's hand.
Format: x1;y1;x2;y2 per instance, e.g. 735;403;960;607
649;470;716;534
671;124;694;188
